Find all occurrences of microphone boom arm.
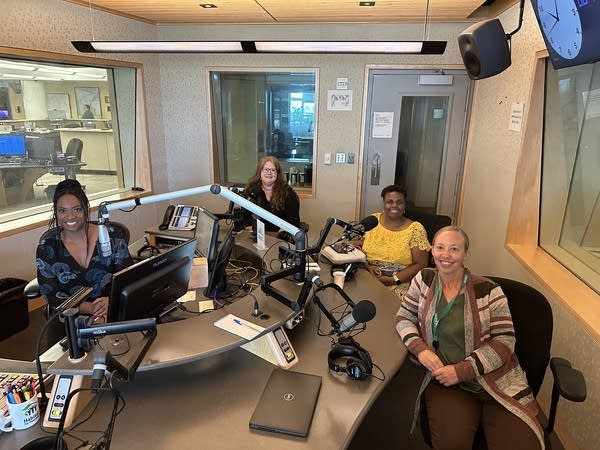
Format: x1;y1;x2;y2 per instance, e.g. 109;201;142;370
98;184;307;308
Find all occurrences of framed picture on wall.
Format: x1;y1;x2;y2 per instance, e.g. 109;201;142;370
46;93;71;119
75;87;101;119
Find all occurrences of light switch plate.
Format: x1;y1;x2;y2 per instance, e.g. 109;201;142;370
335;152;346;163
324;153;332;165
347;152;355;164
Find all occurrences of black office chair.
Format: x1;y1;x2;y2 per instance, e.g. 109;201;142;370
419;276;586;449
404;209;452;266
49;138;84;179
65;137;83;162
23;221;130;306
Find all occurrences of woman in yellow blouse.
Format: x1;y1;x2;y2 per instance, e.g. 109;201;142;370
358;185;431;299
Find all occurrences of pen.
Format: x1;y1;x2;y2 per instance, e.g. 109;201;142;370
233;318;263;333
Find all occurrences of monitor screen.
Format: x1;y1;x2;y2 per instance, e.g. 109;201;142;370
108;239;196;322
204;226;235;300
25;132;62;161
0;134;26;157
194;205;220;270
531;0;600;69
0;110;9;120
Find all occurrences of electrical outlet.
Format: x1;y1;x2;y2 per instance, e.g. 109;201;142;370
347;152;355;164
335;152;346;164
324;153;332;165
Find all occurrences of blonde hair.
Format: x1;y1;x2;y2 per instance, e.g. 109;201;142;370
432;225;470;251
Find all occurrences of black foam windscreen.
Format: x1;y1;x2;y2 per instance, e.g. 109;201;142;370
457;18;511;80
352;300;376;323
359;215;378;232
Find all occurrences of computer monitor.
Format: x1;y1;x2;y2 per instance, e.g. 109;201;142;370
204;226;235;300
194;205;220;270
25;132;62;161
108;239;196;322
0;109;9;120
0;134;26;158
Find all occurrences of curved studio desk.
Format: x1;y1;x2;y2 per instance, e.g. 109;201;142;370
2;233;407;450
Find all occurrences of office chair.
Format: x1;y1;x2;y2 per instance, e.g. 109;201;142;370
404;209;452;266
49;138;84;179
419;276;586;449
23;221;130;309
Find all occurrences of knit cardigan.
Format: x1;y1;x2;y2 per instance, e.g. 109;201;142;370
395;268;544;449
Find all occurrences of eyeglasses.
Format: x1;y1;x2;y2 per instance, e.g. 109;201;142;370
262;168;277;174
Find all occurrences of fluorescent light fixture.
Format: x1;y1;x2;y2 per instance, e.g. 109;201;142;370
73;41;244;53
254;41;424;53
72;40;446;55
0;61;37;71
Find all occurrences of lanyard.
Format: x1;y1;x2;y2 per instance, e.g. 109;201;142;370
431;272;467;346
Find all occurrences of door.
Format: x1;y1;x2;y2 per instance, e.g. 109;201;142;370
360;70;471;220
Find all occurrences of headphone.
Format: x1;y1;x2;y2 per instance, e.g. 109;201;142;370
328;336;373;380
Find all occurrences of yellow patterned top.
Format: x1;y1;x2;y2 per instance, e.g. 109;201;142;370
362;212;431;266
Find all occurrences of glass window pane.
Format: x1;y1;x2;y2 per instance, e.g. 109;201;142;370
0;57;136;224
210;70;316;190
540;60;600;294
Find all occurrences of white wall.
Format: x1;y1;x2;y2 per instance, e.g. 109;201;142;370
1;1;598;447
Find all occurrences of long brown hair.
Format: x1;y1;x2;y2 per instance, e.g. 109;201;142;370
245;156;288;211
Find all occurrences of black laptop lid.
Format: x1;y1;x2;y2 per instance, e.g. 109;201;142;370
249;369;322;438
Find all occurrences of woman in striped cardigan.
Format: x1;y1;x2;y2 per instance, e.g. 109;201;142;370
396;226;543;450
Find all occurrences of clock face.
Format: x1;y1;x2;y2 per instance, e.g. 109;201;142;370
537;0;582;59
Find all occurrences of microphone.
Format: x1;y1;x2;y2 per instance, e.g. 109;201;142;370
343;215;378;238
338;300;376;332
97;203;112;257
306;270;324;289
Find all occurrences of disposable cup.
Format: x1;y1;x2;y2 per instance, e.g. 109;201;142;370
333;271;345;289
6;395;40;430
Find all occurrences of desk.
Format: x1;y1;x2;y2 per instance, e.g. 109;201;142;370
0;161;87;207
0;238;407;449
0;162;48;207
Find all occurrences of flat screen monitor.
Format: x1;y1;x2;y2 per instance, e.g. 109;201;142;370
194;205;220;270
531;0;600;70
25;132;62;161
204;226;235;300
0;134;26;157
108;239;196;322
0;110;9;120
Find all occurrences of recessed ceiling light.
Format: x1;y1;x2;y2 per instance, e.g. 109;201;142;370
359;1;375;6
199;3;217;8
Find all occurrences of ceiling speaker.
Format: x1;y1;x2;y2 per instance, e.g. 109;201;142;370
457;19;511;80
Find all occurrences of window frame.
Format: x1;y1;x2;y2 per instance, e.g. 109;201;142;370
507;50;600;341
207;67;319;198
0;46;153;238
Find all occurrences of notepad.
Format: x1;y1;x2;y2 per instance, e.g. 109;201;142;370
249;369;322;437
213;313;265;340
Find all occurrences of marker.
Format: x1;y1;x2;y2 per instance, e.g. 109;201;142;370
232;318;263;333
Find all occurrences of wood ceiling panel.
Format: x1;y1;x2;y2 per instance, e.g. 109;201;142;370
64;0;518;25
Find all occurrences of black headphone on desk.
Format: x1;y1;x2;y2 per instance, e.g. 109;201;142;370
328;336;373;381
136;237;160;259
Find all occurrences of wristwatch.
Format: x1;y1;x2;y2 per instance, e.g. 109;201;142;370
392;272;401;285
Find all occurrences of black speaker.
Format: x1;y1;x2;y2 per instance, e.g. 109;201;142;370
457;18;511;80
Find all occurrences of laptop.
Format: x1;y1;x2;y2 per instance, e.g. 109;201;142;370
249;369;322;437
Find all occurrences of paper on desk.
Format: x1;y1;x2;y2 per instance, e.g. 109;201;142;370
214;313;265;340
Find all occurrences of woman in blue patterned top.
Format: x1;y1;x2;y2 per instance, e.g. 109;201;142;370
36;179;132;321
